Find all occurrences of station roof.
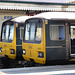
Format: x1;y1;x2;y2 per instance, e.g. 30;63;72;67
0;1;75;11
0;6;62;11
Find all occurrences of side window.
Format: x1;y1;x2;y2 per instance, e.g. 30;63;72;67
30;23;36;41
35;23;42;41
25;23;30;40
9;25;14;40
50;25;65;40
20;27;24;40
2;26;6;40
70;26;75;39
59;26;65;40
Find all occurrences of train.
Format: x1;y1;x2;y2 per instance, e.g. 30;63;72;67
22;12;75;66
0;16;30;67
1;12;75;67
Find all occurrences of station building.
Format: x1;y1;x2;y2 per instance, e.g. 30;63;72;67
0;0;74;35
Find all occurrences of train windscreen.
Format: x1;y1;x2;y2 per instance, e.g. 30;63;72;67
1;22;14;42
23;19;43;43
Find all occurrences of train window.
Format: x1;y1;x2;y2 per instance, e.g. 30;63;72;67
25;23;30;40
2;24;14;42
20;27;24;40
2;26;6;40
70;26;75;39
9;25;14;40
24;19;42;43
6;25;10;40
35;23;42;41
50;25;65;40
30;23;36;41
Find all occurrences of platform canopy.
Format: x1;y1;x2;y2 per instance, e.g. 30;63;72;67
0;0;75;11
0;5;62;11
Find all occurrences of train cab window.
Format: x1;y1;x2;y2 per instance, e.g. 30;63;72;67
35;23;42;41
24;19;42;43
2;25;6;40
50;24;65;40
6;25;9;40
25;23;30;40
9;25;14;40
30;23;36;41
2;24;14;42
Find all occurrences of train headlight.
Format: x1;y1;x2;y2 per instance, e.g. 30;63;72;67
38;52;44;58
23;49;26;55
0;47;2;52
10;49;15;54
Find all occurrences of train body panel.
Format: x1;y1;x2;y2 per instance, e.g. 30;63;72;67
22;42;46;64
0;42;16;59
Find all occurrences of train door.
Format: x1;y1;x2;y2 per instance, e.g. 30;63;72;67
16;24;24;60
70;24;75;56
46;21;68;62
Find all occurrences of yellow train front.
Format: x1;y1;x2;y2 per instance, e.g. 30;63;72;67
22;12;75;66
22;18;46;65
0;16;30;67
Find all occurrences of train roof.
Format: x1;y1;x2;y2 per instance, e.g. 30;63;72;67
33;12;75;20
11;16;31;23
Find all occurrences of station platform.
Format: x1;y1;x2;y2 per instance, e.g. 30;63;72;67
0;64;75;74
